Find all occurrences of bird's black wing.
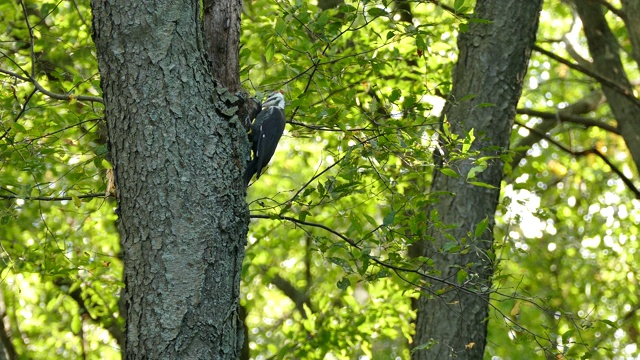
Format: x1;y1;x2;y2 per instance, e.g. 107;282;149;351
254;107;285;179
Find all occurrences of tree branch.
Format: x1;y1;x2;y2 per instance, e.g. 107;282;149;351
250;214;487;297
0;88;37;141
533;45;640;108
516;108;618;134
515;120;640;199
52;278;124;350
0;67;103;104
593;0;626;19
269;273;314;318
0;191;109;202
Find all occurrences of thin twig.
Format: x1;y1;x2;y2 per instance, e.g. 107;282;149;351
0;192;109;201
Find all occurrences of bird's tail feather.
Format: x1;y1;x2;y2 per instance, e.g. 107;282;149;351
244;160;258;186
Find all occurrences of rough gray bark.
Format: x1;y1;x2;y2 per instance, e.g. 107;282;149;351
573;0;640;174
91;0;249;358
411;1;542;358
203;0;242;92
621;0;640;68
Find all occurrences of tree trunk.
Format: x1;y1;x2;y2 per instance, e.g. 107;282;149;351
411;1;542;358
573;0;640;174
91;0;249;358
0;288;17;360
203;0;242;92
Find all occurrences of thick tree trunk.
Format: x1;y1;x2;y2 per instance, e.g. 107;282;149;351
411;1;542;358
91;0;249;358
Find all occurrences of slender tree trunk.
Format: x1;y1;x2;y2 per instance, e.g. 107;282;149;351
411;1;542;358
0;288;17;360
573;0;640;173
91;0;249;358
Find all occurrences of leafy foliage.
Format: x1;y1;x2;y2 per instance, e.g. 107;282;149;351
1;0;121;358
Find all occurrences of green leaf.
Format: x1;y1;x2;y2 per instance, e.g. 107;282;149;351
457;269;468;284
467;181;497;189
264;41;275;63
461;128;475;154
298;210;308;222
41;3;58;17
275;17;286;35
358;254;370;275
411;338;437;352
600;319;618;328
439;168;459;178
328;257;353;272
302;313;315;332
581;352;593;359
71;315;81;333
442;241;459;252
469;17;493;24
71;194;82;208
383;209;396;226
389;89;402;103
12;122;27;133
315;11;329;27
367;7;388;17
561;329;575;342
369;268;390;280
442;118;451;137
459;94;476;102
466;163;486;180
101;158;112;169
474;217;489;238
416;35;426;51
337;277;351;290
362;213;378;227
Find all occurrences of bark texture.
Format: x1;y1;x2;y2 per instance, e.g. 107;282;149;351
203;0;242;92
91;0;248;358
622;0;640;67
574;0;640;173
411;1;542;358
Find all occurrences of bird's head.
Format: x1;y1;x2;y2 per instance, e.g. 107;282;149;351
262;91;285;110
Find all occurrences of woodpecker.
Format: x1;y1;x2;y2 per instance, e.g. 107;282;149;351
244;91;286;185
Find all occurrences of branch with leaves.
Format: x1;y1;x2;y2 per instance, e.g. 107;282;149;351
0;67;103;104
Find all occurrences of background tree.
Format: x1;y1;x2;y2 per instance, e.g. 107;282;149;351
411;1;543;358
2;0;640;359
